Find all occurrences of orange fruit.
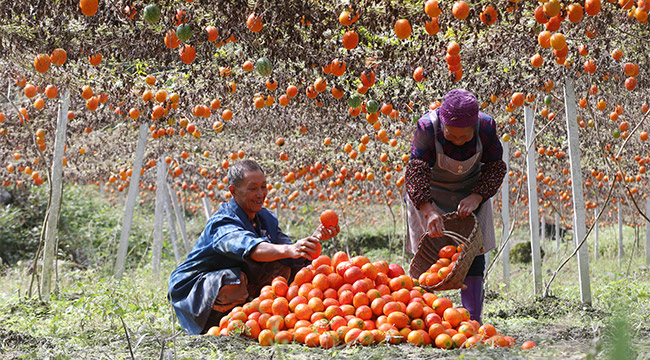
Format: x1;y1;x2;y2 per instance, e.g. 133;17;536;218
521;340;537;349
304;332;319;347
447;41;460;56
458;323;476;337
452;333;467;348
432;297;453;317
206;326;220;336
258;329;274;346
274;330;292;344
319;332;337;348
271;298;289;316
357;330;374;345
50;48;67;66
320;209;339;228
406;301;424;319
549;33;566;50
79;0;98;16
226;319;245;335
425;0;442;17
428;322;445;339
411;318;426;330
245;319;261;338
443;308;462;328
407;329;427;346
267;315;285;332
478;323;497;338
435;333;453;349
452;1;470;19
271;281;288;297
345;328;362;344
387;311;409;329
33;54;51;73
355;305;373;321
394;19;412;39
294;326;311;343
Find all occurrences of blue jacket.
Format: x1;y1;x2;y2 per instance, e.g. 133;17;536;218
168;199;303;334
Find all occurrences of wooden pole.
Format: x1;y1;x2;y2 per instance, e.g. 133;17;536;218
524;105;542;295
500;140;510;283
555;211;561;253
618;205;624;262
563;78;592;304
41;89;69;301
646;198;649;265
163;182;182;262
540;215;545;243
594;207;599;261
151;155;167;277
168;182;191;253
202;196;211;221
114;123;148;279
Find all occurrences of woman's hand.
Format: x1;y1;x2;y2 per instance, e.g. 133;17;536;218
312;224;340;241
457;193;483;218
420;202;445;237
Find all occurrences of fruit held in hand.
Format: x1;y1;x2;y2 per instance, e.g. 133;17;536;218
307;241;322;259
320;210;339;228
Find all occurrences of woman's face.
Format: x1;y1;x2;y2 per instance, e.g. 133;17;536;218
443;124;475;146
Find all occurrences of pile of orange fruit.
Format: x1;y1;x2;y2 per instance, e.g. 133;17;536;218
208;252;521;349
417;244;461;287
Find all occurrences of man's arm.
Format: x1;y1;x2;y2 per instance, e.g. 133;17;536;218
249;236;320;262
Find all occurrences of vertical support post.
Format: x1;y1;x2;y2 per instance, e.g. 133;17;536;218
163;183;182;262
594;207;599;261
114;123;148;279
500;140;510;283
41;89;69;301
151;155;167;277
540;215;545;243
618;205;624;262
168;182;191;253
555;211;561;253
646;198;649;265
563;78;592;304
202;196;211;221
524;105;542;295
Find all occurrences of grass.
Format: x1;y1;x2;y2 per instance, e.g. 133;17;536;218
1;191;649;359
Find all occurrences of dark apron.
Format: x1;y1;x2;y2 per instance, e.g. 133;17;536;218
406;110;496;254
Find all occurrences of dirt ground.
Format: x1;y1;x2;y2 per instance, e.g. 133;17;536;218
3;293;646;360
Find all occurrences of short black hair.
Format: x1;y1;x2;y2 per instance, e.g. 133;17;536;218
228;159;264;187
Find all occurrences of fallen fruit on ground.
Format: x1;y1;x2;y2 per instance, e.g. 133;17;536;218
210;252;517;349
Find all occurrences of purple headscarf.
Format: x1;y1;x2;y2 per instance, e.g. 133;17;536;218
438;89;479;128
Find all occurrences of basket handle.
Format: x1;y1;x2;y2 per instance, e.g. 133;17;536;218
422;230;470;246
441;230;471;246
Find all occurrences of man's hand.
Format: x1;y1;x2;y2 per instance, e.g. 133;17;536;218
312;224;340;242
420;202;445;237
289;236;320;260
457;193;483;218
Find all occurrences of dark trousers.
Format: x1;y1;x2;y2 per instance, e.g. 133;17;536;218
200;261;300;334
466;254;485;277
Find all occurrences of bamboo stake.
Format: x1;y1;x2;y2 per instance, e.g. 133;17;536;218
114;123;148;279
41;89;69;301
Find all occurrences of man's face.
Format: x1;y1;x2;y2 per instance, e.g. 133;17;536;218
231;170;268;218
443;124;475;146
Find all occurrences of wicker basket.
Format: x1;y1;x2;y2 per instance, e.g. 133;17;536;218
409;212;483;291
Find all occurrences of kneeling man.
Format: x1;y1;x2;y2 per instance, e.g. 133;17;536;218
168;160;338;334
